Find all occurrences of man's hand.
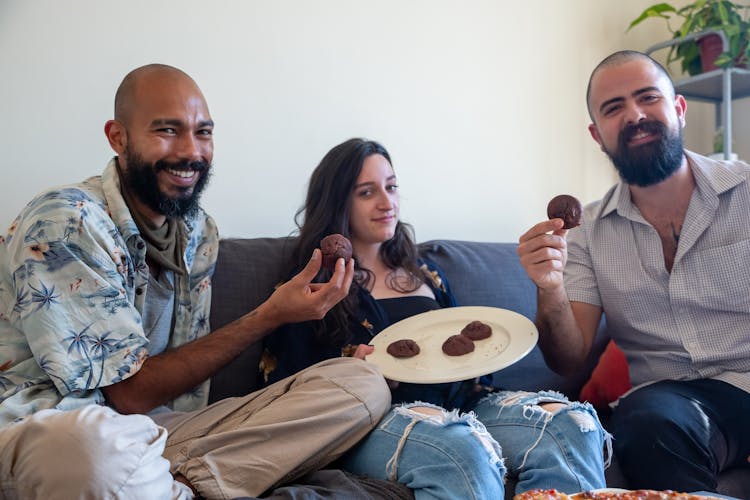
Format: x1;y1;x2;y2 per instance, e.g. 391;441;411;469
262;249;355;326
102;249;354;415
517;218;603;376
517;218;568;291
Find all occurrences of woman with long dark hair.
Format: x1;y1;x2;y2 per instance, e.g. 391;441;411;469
262;138;609;498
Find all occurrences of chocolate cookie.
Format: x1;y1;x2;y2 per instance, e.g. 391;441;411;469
460;320;492;340
442;334;475;356
320;234;353;271
386;339;421;358
546;194;583;230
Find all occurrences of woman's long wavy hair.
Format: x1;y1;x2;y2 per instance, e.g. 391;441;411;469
291;138;424;346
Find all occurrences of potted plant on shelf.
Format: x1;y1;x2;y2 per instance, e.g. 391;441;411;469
628;0;750;76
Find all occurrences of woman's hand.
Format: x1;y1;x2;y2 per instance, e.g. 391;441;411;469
352;344;374;359
352;344;399;389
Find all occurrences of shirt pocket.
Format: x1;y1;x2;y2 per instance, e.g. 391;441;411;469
692;238;750;313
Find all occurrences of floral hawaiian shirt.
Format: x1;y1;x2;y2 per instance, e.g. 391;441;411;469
0;159;219;426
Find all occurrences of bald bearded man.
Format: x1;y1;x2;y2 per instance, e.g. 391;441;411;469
0;64;390;499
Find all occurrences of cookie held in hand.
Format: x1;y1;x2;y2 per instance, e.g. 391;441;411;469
320;234;353;271
546;194;582;230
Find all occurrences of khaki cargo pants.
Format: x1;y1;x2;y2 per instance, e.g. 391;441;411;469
0;358;390;499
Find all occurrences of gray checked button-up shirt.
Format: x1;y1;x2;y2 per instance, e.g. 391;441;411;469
565;150;750;394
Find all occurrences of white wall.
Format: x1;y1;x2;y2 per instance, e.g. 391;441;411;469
2;0;736;243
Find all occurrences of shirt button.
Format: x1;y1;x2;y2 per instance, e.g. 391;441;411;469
135;287;144;295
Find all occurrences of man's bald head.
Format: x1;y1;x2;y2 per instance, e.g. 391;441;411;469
113;64;201;124
586;50;674;120
105;64;214;225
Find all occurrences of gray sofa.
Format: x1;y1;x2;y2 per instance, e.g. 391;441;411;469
207;238;749;499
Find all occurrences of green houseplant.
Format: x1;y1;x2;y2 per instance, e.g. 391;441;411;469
628;0;750;75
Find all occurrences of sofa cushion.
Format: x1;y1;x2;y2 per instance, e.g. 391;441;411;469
417;240;537;318
579;339;631;409
208;237;296;402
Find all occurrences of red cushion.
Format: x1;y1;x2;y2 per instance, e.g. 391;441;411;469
579;340;631;408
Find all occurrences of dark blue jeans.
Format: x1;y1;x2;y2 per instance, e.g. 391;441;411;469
610;379;750;491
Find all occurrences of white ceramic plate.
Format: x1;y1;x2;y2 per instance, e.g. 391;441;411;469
365;306;538;383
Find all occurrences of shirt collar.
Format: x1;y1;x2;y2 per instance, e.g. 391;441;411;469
102;157;141;244
686;149;745;197
597;150;746;221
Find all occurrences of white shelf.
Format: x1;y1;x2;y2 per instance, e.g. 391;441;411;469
646;30;748;159
674;67;750;103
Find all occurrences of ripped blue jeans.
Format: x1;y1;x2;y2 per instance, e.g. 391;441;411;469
339;391;610;500
339;402;505;500
474;390;611;494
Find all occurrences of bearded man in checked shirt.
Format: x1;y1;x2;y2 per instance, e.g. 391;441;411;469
518;50;750;493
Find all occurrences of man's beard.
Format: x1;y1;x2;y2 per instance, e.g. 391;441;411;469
605;120;684;187
120;146;212;219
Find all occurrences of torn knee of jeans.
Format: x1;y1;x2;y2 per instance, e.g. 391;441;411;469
524;402;602;432
521;404;555;426
538;402;565;412
393;401;462;424
494;390;534;407
565;408;601;433
406;406;445;418
484;390;571;416
390;403;505;473
516;399;604;434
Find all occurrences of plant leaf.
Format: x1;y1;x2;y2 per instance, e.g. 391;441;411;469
717;1;730;24
714;53;733;66
628;3;678;30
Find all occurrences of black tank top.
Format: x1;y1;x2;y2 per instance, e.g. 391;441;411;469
376;295;442;324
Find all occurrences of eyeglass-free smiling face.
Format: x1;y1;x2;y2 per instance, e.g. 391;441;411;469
348;153;399;252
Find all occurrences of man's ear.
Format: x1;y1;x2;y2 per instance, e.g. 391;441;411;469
588;123;605;152
104;120;127;155
675;94;687;128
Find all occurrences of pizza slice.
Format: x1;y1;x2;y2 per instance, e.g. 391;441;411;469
514;489;570;500
514;489;722;500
